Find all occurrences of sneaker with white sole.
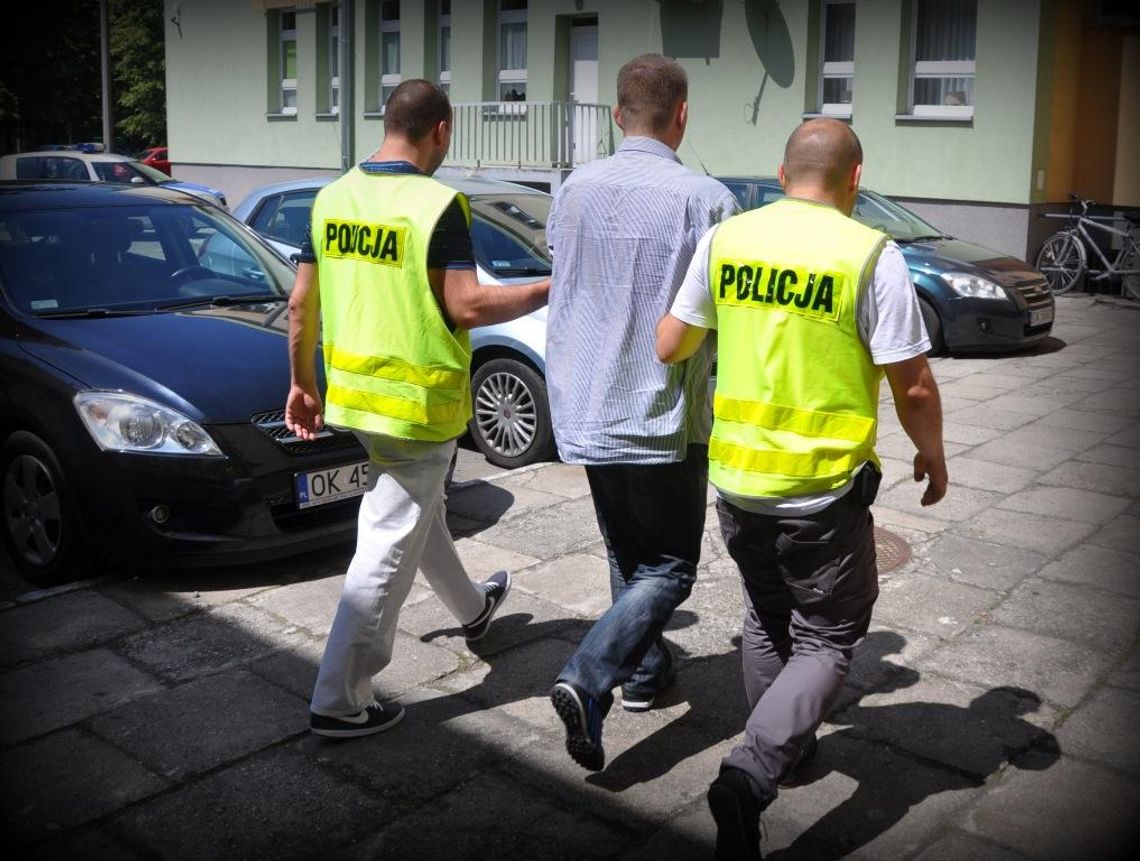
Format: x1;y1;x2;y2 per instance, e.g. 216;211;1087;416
310;700;405;739
462;570;512;641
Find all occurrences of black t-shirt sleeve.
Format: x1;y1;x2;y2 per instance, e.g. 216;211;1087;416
427;198;476;270
297;225;316;264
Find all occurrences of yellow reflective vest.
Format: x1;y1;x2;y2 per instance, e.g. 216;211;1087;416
312;168;473;441
708;197;888;498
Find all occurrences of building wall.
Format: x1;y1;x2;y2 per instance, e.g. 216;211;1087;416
166;0;1055;256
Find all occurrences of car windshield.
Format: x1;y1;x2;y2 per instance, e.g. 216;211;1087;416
468;193;552;277
851;191;948;243
91;160;170;186
0;202;293;316
743;181;948;244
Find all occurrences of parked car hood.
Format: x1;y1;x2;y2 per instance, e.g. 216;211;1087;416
899;237;1041;286
19;304;296;423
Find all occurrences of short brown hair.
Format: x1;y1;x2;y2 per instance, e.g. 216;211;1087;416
616;54;687;133
383;79;452;140
782;118;864;190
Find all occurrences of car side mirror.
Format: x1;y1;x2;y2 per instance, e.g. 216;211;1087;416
130;176;145;185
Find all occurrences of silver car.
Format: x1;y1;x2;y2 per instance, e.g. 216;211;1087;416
231;176;554;469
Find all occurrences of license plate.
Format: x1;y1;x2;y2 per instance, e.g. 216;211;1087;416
1028;306;1054;326
294;460;370;509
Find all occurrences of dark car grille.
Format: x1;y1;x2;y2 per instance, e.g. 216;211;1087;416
250;409;360;454
1014;278;1053;311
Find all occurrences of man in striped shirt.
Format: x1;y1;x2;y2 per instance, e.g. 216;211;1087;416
546;54;739;771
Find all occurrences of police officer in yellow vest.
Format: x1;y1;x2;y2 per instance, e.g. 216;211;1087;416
657;118;947;859
287;80;550;738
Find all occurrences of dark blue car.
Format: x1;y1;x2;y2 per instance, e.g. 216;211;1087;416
716;177;1055;354
0;182;366;585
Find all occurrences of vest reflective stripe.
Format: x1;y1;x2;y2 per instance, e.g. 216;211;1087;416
313;169;472;441
709;438;866;479
324;344;469;392
708;198;886;499
325;384;468;429
713;393;874;444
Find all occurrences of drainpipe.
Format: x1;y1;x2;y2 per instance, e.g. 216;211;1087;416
340;0;354;173
100;0;113;151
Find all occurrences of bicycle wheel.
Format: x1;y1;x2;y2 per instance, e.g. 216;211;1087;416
1036;231;1086;294
1120;240;1140;301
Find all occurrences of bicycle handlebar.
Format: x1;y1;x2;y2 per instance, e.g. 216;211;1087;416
1068;192;1094;215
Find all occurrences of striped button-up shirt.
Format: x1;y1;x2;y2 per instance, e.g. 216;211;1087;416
545;136;739;464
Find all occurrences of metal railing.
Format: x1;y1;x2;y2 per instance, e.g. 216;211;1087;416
447;101;615;170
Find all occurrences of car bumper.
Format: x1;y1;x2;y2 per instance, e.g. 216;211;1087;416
78;421;366;570
942;295;1055;353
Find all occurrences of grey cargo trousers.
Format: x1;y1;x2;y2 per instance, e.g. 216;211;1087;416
716;492;879;804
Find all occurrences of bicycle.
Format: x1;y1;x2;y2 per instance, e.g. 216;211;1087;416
1036;194;1140;299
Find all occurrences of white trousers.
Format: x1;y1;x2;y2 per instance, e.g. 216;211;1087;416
310;434;485;716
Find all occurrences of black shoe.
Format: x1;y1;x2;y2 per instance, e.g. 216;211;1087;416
779;735;819;788
310;701;405;739
621;667;677;713
708;767;763;861
551;681;609;771
462;570;512;641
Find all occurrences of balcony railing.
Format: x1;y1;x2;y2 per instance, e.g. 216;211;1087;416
448;101;615;170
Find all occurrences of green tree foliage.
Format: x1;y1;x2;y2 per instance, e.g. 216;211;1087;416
111;0;167;151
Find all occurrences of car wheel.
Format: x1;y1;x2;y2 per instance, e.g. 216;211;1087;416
469;358;556;469
918;299;946;357
0;431;90;587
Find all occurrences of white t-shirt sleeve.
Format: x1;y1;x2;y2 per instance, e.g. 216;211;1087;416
858;241;931;365
668;225;718;330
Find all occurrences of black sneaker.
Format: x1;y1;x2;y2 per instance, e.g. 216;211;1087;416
310;701;405;739
462;570;512;641
621;666;677;713
708;767;763;861
551;681;609;771
779;734;819;787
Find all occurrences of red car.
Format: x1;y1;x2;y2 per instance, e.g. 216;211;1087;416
139;146;171;176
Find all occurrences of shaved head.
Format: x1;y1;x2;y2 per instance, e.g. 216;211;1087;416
782;119;863;191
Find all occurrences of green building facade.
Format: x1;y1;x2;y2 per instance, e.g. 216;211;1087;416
164;0;1139;259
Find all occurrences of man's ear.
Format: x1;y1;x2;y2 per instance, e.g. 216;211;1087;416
777;163;787;189
434;120;450;146
851;162;863;192
676;99;689;132
612;105;625;131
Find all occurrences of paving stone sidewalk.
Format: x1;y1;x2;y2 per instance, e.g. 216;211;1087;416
2;295;1139;859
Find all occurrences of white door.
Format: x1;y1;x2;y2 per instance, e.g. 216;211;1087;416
570;24;599;166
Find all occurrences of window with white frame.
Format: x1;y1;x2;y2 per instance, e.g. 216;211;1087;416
819;0;855;117
280;9;298;115
380;0;401;110
498;0;527;102
910;0;976;118
329;4;340;114
439;0;451;95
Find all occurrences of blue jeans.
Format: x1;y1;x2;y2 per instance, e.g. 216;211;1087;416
558;445;708;701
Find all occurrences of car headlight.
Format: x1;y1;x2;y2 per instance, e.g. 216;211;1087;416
74;392;223;456
940;272;1008;300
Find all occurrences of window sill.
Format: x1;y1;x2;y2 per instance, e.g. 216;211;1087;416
362;111;384;119
315;112;339;121
266;112;298;121
894;113;973;124
802;112;852;122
